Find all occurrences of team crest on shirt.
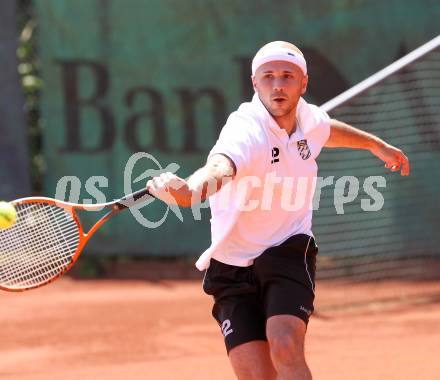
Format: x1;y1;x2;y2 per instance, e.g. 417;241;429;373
297;139;311;160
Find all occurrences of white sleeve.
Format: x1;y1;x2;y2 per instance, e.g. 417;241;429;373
208;114;256;176
307;104;331;150
299;103;331;158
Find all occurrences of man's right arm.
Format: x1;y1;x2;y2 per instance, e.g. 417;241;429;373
146;154;236;207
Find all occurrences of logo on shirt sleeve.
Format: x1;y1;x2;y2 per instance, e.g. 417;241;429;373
297;139;311;160
271;147;280;164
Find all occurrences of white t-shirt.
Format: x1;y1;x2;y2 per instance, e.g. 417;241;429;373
195;93;330;270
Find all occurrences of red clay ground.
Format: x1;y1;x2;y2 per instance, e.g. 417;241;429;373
1;276;440;380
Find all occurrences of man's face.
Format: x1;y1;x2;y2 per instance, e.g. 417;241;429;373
252;61;308;118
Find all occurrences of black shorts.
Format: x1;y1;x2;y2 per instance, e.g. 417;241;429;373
202;234;318;353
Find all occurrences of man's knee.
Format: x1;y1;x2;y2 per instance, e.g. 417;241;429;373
266;315;307;363
229;341;277;380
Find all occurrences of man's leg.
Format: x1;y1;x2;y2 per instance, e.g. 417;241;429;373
253;235;318;380
203;259;273;379
266;315;312;380
228;340;277;380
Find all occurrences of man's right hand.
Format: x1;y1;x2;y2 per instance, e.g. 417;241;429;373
147;154;236;208
147;172;192;207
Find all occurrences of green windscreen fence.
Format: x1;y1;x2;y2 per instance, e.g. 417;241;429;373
315;39;440;279
35;0;440;259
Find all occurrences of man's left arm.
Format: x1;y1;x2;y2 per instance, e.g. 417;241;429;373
324;118;410;176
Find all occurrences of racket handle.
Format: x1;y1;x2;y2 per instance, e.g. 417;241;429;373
115;188;154;210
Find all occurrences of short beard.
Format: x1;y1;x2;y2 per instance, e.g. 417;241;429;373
265;100;295;118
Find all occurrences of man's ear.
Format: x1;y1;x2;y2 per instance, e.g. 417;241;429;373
251;75;257;91
301;75;309;94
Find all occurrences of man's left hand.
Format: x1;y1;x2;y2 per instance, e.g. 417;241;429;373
371;142;410;176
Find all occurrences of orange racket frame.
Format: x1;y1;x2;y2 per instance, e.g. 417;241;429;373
0;188;152;291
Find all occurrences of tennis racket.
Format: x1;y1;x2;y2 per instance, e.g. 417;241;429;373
0;188;153;292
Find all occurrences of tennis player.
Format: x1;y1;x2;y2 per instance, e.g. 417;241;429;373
147;41;409;380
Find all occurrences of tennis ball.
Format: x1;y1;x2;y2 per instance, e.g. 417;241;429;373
0;201;17;229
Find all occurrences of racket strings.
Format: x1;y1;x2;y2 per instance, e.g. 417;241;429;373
0;202;80;289
1;205;69;279
0;204;78;286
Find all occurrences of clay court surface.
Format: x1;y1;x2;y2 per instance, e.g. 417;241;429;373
1;265;440;380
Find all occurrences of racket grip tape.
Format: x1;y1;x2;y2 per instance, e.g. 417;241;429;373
114;188;154;210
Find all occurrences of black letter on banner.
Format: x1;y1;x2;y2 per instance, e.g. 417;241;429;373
57;60;115;152
234;56;254;102
301;48;349;104
124;87;167;151
176;88;226;152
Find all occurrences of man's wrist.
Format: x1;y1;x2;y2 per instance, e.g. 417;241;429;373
368;136;386;154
